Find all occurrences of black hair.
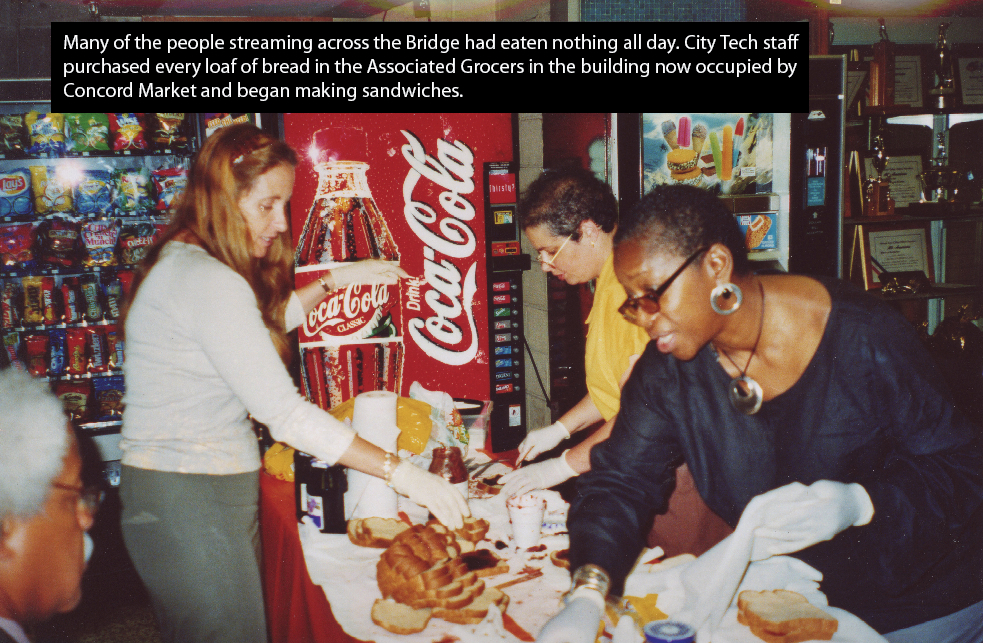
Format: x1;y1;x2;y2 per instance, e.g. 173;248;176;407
614;184;750;275
518;167;618;240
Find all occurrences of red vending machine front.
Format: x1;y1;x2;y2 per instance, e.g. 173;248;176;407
283;113;513;429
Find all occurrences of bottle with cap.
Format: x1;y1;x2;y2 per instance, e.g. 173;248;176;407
643;621;695;643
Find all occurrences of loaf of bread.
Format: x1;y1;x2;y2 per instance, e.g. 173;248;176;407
373;519;508;633
347;517;411;548
737;589;838;643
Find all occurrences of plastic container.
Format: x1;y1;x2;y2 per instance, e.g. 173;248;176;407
643;621;695;643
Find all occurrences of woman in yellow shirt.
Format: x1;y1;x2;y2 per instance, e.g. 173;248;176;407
500;168;731;557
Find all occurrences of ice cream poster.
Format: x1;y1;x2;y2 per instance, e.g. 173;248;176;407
642;113;773;195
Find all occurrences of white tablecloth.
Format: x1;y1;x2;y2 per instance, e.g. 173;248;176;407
299;481;571;643
298;467;887;643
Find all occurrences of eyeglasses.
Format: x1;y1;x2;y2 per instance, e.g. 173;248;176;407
52;482;105;519
618;246;709;325
538;234;573;269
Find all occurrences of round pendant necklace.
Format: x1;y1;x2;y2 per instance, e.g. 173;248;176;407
718;281;766;415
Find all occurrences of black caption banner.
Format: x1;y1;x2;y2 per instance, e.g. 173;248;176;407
51;21;809;112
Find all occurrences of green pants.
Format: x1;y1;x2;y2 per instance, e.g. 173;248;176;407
120;466;267;643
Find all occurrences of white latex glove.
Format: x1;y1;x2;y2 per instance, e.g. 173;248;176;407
327;260;409;289
536;588;604;643
500;451;578;497
517;420;570;463
749;480;874;561
389;461;470;530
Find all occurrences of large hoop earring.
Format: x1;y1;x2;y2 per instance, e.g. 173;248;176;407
710;283;743;315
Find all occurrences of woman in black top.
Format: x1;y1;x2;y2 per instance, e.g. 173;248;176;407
538;185;983;643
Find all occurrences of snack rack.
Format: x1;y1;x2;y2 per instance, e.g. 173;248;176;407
0;105;196;485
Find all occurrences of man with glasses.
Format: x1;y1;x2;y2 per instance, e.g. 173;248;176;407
0;368;99;643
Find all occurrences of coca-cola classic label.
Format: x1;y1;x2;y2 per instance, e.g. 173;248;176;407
303;281;397;343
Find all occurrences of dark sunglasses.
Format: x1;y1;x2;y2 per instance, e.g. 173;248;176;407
618;246;708;325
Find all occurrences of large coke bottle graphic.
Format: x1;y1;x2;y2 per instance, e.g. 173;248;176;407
295;128;403;410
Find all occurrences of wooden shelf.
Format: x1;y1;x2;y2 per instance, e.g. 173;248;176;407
875;283;982;301
845;208;983;225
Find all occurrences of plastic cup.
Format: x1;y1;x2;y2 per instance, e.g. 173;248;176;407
506;493;546;550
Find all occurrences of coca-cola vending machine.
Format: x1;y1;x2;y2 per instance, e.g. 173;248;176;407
284;113;525;452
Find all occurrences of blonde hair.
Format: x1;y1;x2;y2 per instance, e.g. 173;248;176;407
0;368;70;521
125;123;299;362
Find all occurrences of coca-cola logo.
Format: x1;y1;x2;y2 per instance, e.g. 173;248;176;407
400;130;479;366
306;282;391;340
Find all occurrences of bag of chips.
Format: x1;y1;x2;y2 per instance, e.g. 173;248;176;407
55;379;92;423
0;115;27;155
1;168;33;217
80;219;119;268
25;112;67;155
74;169;113;217
109;113;147;151
112;167;152;214
118;221;163;265
151;166;187;211
94;375;125;422
152;113;189;151
39;216;81;268
30;165;73;214
64;112;111;153
0;222;38;269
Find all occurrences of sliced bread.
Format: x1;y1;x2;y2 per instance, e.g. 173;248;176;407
737;589;838;643
347;517;411;548
371;598;432;635
433;586;510;625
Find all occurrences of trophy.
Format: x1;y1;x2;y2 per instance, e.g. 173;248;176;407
864;131;895;217
918;133;965;204
929;23;956;110
868;19;895;108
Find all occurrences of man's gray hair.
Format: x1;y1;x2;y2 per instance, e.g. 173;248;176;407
0;368;70;521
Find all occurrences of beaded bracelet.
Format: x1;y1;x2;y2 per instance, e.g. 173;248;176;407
383;452;400;488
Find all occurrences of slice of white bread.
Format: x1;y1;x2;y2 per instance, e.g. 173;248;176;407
394;573;485;610
433;587;510;625
737;589;838;643
460;549;510;577
427;516;491;546
347;517;411;548
371;599;432;635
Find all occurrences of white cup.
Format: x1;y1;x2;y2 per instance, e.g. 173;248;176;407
506;493;546;550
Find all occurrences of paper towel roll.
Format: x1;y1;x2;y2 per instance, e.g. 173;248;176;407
346;471;398;520
345;390;400;519
352;390;399;450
